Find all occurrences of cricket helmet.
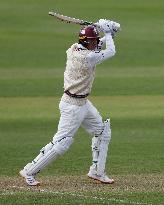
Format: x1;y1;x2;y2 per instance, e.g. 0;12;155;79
79;25;100;48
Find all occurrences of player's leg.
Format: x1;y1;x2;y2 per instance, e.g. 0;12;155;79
82;100;114;184
20;101;84;185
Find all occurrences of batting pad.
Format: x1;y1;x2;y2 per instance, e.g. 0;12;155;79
26;137;73;176
97;119;111;175
92;136;100;164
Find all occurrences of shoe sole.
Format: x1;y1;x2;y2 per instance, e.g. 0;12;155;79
19;170;26;178
88;175;114;184
19;170;40;186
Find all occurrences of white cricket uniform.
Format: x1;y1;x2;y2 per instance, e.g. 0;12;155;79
53;33;115;143
23;32;116;176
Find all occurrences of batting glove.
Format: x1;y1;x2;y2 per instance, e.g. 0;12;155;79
98;19;111;33
109;21;121;38
97;19;121;35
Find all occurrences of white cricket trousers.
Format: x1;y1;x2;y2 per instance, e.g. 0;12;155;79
24;99;106;176
52;100;104;144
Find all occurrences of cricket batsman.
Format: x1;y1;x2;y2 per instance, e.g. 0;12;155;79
20;19;120;185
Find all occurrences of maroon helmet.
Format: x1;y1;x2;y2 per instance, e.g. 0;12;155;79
79;25;100;48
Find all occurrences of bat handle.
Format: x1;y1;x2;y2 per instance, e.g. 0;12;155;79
93;23;101;31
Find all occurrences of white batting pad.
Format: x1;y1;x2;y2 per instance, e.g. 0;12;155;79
91;136;100;164
25;137;73;176
94;119;111;175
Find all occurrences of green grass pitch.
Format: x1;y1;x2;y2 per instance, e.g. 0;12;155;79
0;0;164;204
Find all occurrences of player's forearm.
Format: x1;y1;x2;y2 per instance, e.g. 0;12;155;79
104;33;116;58
93;33;115;64
87;33;116;67
97;36;106;50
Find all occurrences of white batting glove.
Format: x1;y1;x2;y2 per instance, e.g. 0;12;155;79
98;19;112;33
109;21;121;38
97;19;121;34
110;21;121;32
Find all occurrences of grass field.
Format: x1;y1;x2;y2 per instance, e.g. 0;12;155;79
0;0;164;204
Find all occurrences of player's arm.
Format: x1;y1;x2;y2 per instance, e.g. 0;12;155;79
87;33;116;66
87;19;120;66
97;36;106;50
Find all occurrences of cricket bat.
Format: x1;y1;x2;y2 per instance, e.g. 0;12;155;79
48;11;96;26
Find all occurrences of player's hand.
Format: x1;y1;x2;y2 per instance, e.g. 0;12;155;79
97;19;111;33
111;21;121;32
97;19;121;34
109;21;121;38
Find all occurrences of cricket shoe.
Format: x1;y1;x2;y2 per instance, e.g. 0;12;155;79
19;167;40;186
87;170;114;184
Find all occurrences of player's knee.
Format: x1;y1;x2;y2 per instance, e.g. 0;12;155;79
95;119;111;142
54;136;74;155
40;136;73;156
102;119;111;142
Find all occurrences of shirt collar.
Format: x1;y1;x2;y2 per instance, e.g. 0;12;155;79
77;43;87;50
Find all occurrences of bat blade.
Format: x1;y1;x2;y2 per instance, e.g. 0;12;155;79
48;11;93;26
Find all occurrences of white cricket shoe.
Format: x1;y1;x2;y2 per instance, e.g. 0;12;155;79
19;168;40;186
87;170;114;184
